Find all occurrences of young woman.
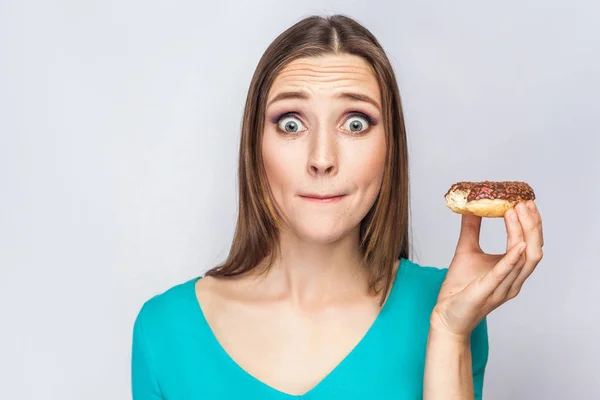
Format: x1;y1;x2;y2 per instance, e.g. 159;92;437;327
131;14;543;399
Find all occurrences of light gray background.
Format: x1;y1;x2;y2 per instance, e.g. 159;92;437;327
1;0;598;399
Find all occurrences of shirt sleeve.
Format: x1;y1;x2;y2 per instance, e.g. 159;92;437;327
131;303;164;400
471;316;490;400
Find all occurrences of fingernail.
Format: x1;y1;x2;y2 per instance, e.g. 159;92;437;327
527;201;536;212
510;209;518;221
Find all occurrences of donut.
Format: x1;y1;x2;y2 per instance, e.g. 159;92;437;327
444;181;536;218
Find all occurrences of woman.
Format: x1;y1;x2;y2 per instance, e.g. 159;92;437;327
131;14;543;399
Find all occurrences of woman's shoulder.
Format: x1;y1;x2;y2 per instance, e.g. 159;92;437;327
386;257;450;312
398;257;448;289
134;276;200;335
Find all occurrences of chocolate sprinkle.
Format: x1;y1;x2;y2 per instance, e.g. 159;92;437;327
445;181;536;202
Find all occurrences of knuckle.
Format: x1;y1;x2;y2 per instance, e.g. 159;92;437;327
525;221;537;231
490;291;506;304
529;248;543;261
508;287;521;299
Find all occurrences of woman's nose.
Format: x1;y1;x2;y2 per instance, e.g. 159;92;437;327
307;127;338;177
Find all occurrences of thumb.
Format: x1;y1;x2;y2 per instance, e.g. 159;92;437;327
457;214;482;252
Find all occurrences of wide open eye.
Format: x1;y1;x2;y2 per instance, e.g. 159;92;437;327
277;116;307;133
342;114;370;134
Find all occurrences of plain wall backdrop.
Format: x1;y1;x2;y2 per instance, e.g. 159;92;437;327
1;0;598;398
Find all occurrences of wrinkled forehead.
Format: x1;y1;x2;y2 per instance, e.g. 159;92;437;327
268;54;381;100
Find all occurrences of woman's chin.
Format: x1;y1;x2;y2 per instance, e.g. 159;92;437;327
291;222;354;245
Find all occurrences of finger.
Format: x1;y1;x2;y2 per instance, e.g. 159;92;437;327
490;248;527;303
504;208;524;253
457;214;482;252
508;248;543;299
528;200;544;247
515;200;544;270
508;258;541;299
516;201;544;251
503;202;544;298
476;242;527;298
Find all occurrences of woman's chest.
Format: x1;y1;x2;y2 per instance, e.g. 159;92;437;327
156;313;431;400
201;297;385;396
159;347;427;400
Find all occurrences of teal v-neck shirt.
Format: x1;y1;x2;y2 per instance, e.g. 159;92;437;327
131;258;489;399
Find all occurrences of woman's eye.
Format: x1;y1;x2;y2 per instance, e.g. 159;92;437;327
342;115;370;133
278;116;306;133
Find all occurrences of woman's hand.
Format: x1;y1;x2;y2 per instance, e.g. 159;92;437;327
431;200;544;339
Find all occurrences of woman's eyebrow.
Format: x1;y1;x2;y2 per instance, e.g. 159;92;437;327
336;92;381;111
267;91;310;108
267;91;381;111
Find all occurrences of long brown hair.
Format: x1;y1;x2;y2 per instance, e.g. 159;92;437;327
205;14;411;305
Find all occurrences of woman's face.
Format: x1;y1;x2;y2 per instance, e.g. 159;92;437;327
262;53;387;244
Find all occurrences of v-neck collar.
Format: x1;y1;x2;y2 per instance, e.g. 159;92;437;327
188;258;405;398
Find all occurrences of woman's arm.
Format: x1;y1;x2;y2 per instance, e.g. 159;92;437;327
423;201;544;399
423;329;474;399
422;240;524;400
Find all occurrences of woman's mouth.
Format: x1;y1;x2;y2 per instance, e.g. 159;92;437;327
298;194;346;203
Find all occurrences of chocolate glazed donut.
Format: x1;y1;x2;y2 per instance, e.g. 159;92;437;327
445;181;536;218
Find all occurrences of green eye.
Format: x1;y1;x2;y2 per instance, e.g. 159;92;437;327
278;116;306;133
343;115;369;133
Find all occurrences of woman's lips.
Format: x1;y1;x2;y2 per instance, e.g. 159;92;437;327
299;194;346;203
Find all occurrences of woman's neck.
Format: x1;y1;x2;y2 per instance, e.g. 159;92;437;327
252;228;369;307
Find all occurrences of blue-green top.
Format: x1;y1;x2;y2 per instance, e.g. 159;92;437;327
132;258;488;399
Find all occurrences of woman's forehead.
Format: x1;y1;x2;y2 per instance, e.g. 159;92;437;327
268;54;381;101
